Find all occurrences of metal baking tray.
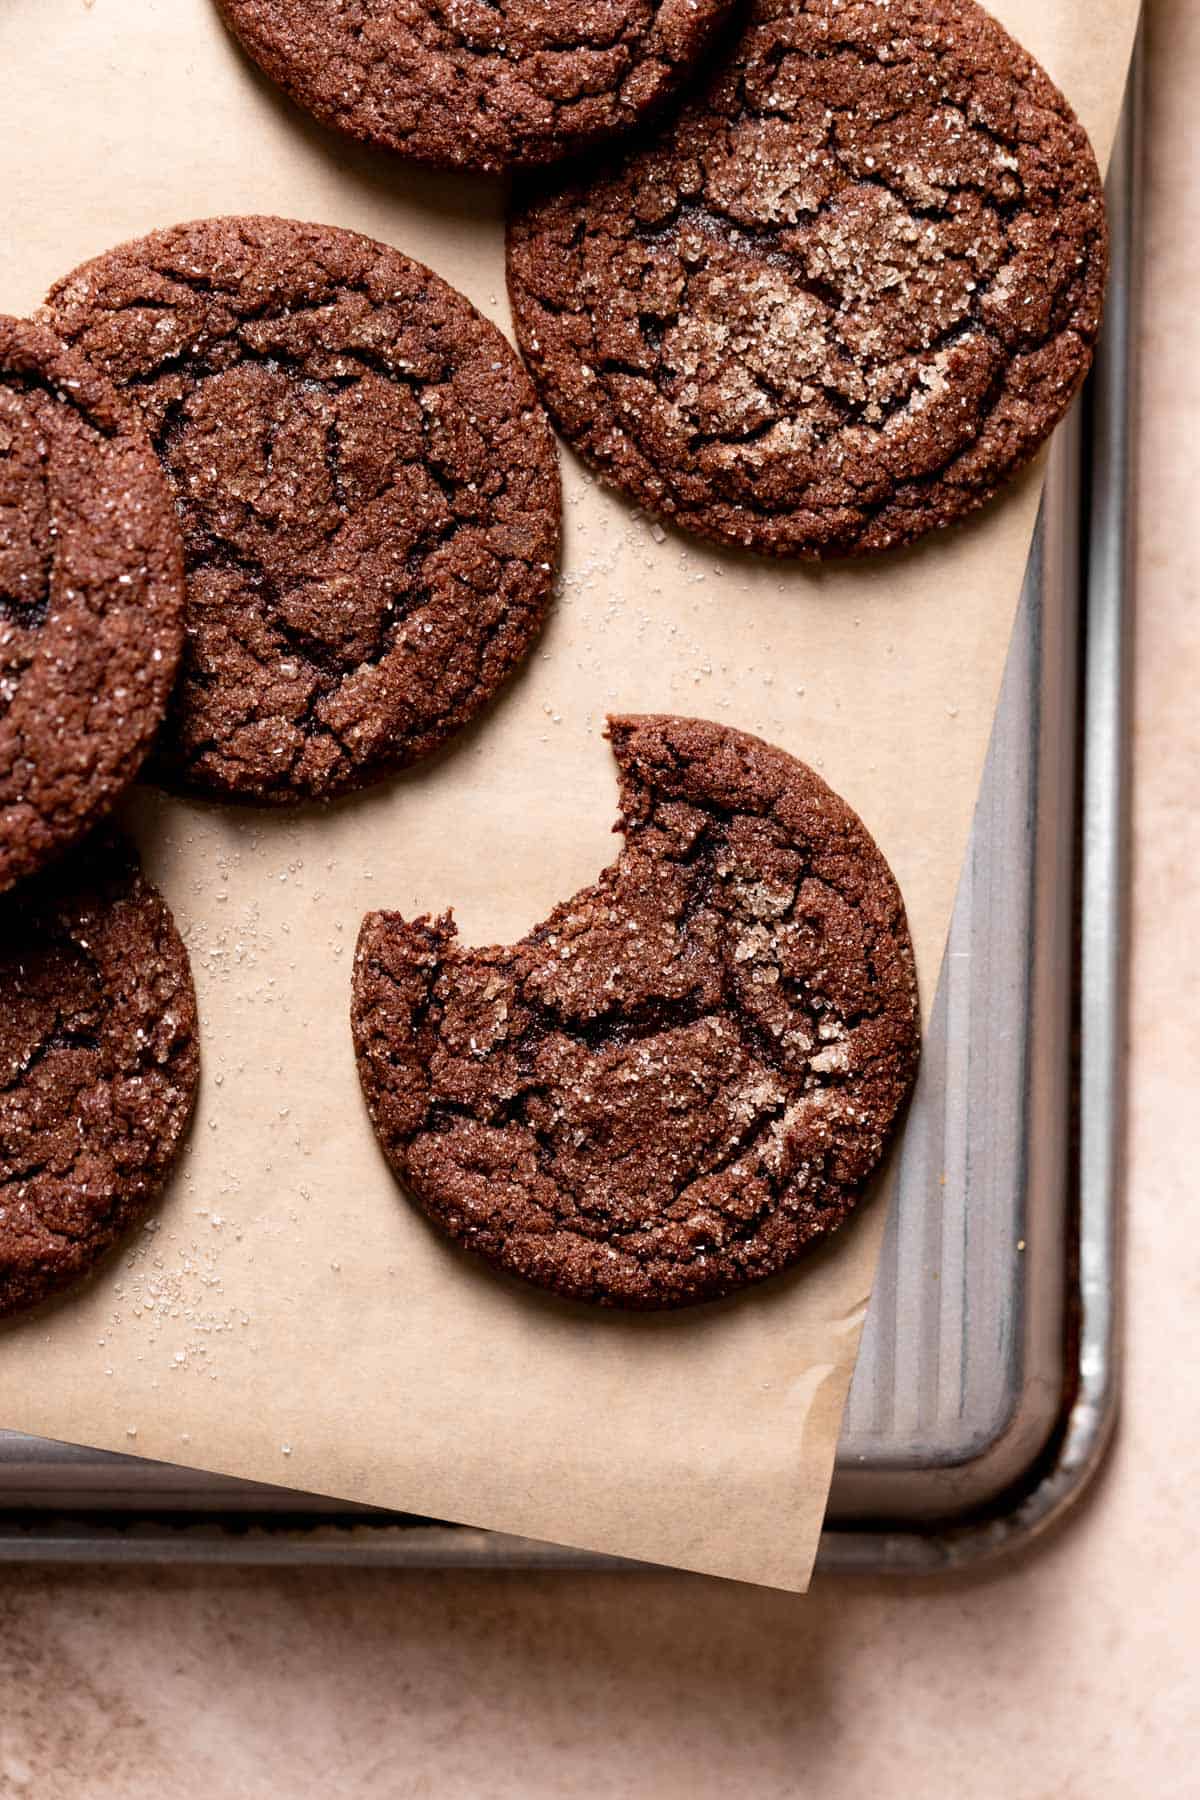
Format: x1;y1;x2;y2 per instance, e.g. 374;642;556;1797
0;72;1137;1573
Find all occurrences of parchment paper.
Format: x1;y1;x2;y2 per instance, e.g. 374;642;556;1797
0;0;1139;1591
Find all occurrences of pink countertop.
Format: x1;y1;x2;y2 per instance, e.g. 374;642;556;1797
1;6;1196;1795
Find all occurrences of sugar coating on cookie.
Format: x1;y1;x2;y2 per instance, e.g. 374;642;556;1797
0;318;185;892
507;0;1108;558
0;837;199;1320
353;715;919;1308
215;0;738;174
44;217;561;803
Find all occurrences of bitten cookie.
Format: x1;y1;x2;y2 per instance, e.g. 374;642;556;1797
44;217;561;803
215;0;738;174
0;836;199;1320
507;0;1108;558
0;318;185;892
353;715;919;1309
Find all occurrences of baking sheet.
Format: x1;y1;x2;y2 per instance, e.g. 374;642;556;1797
0;0;1139;1592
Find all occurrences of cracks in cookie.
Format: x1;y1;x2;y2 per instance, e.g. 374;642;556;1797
611;173;1015;426
324;415;349;515
523;980;718;1056
0;591;50;631
0;1022;103;1097
0;365;119;444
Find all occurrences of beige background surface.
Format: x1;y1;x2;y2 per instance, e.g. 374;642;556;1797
0;0;1136;1591
3;1;1197;1791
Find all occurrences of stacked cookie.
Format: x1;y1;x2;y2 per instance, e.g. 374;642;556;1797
2;225;563;1317
0;320;199;1316
2;0;1107;1316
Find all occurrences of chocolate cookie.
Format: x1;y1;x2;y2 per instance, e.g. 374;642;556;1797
44;218;561;802
0;318;185;892
215;0;737;174
353;715;919;1308
0;836;199;1320
507;0;1108;558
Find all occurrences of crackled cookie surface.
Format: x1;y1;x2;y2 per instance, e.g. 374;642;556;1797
353;715;919;1308
507;0;1108;557
0;317;184;892
215;0;737;173
45;218;560;802
0;837;199;1319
